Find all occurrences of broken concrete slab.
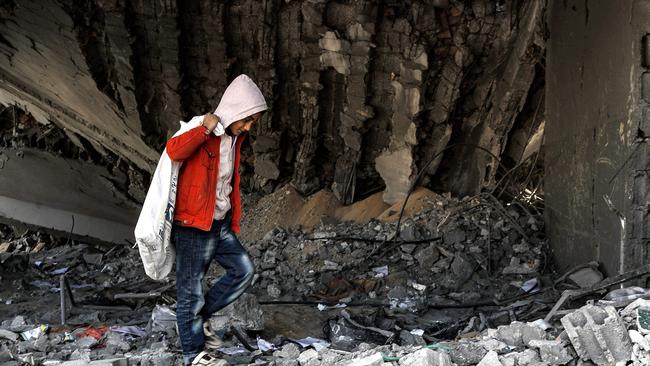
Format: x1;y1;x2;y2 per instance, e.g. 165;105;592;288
527;339;574;365
568;268;604;288
561;305;633;366
0;329;18;342
0;149;138;244
449;342;488;366
0;1;158;170
297;349;319;365
476;350;502;366
499;349;540;366
399;348;452;366
495;321;546;347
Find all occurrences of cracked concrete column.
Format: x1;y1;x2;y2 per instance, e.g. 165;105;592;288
375;20;428;205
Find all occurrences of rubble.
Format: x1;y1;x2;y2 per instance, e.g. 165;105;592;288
1;188;650;366
561;305;633;366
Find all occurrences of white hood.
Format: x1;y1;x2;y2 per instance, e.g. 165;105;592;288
214;74;268;130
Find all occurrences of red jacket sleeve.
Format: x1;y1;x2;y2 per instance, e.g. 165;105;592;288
165;126;210;161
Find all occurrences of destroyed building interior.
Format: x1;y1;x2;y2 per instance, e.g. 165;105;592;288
0;0;649;365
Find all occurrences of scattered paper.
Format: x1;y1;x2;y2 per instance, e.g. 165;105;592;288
256;337;276;352
373;265;388;278
50;267;69;275
521;278;539;293
110;325;147;337
21;325;48;341
410;329;425;336
295;336;330;351
217;346;247;355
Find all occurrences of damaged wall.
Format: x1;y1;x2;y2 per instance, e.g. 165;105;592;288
546;0;650;276
0;0;546;242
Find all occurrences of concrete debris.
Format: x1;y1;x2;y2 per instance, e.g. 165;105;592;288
343;352;383;366
209;293;266;332
527;339;574;365
399;348;452;366
0;191;646;366
476;350;502;366
568;267;604;288
246;192;546;310
0;329;18;342
495;321;546;347
297;349;319;365
561;304;633;366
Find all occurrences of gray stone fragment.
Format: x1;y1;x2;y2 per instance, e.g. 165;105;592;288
450;255;474;282
275;360;299;366
527;339;574;365
476;350;502;366
255;158;281;180
276;343;301;359
567;267;603;288
343;352;384;366
443;229;466;245
82;252;104;266
267;284;282;298
90;358;128;366
449;342;488;366
495;322;546;347
58;361;90;366
68;349;90;362
399;330;426;347
399;348;452;366
400;244;417;254
415;245;440;269
500;349;540;366
320;349;344;365
298;349;319;365
31;335;49;352
0;344;13;362
210;293;265;332
75;336;98;349
476;339;508;353
0;329;18;342
104;332;131;353
561;305;632;366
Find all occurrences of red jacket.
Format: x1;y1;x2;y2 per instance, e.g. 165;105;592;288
166;126;245;233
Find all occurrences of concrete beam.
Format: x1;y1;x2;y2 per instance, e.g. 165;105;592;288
0;148;138;244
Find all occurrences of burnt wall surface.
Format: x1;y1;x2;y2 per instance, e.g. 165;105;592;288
546;0;650;275
0;0;545;211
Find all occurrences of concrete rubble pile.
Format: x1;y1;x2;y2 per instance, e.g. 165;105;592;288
0;193;648;365
247;193;546;311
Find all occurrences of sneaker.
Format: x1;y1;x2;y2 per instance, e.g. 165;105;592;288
203;321;224;350
191;351;228;366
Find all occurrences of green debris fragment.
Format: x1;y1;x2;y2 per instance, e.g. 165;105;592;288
637;307;650;332
426;343;452;351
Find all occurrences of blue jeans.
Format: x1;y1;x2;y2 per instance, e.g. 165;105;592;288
173;215;255;364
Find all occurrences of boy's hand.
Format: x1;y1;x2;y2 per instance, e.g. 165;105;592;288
202;114;220;133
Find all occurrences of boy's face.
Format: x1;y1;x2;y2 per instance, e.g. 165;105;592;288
228;112;262;136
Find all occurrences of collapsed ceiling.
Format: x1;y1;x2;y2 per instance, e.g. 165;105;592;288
0;0;545;243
